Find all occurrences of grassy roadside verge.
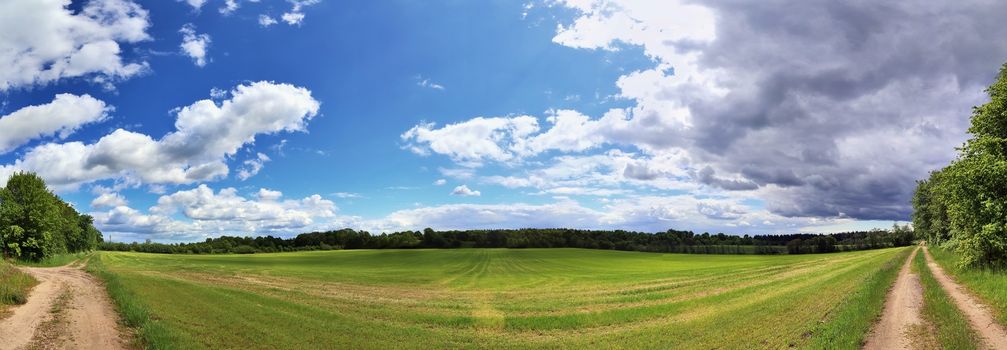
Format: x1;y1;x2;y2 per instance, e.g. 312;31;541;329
929;247;1007;326
17;252;88;267
4;252;87;317
1;260;37;313
86;253;178;350
914;248;980;349
803;247;912;349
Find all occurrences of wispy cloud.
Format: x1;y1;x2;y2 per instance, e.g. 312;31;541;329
415;75;445;90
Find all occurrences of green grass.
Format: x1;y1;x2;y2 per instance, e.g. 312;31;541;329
17;252;88;267
96;247;909;349
915;249;980;349
1;260;37;308
929;247;1007;326
86;256;180;350
803;248;910;349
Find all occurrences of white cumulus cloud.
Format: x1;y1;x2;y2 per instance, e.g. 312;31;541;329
401;116;539;166
179;23;211;67
450;185;481;197
0;81;320;190
93;184;346;241
0;0;151;91
91;192;128;208
0;94;109;154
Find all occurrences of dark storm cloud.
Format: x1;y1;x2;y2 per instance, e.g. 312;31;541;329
623;163;661;180
676;0;1007;220
695;166;758;191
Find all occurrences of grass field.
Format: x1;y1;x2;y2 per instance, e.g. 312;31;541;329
95;247;909;349
913;249;979;349
930;247;1007;326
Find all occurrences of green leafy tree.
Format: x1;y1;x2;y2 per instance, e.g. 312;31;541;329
914;63;1007;268
79;214;103;250
0;172;102;261
946;64;1007;267
0;172;61;260
889;223;915;247
2;225;25;258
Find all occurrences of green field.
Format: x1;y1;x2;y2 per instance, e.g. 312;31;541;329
95;247;909;349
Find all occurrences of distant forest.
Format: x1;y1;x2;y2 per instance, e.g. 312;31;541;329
101;225;915;255
0;171;915;259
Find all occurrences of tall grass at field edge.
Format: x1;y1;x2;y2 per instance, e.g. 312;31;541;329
914;249;980;349
86;254;179;350
803;247;911;349
16;252;89;267
1;260;37;305
929;247;1007;326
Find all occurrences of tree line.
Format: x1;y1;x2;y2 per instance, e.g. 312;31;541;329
100;225;914;255
1;172;103;261
913;63;1007;268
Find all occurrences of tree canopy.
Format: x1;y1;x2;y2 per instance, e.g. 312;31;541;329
913;63;1007;268
0;172;102;261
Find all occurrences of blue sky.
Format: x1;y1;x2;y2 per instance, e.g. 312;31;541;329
11;1;638;213
3;0;1003;242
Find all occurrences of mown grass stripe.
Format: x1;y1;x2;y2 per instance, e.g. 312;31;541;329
97;248;905;349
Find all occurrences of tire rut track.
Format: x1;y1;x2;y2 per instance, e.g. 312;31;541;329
0;264;126;350
923;247;1007;350
863;246;922;350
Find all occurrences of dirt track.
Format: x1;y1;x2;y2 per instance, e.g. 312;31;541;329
923;247;1007;350
0;264;125;350
863;247;923;350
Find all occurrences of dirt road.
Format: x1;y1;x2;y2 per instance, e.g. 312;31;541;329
864;247;923;350
923;247;1007;350
0;264;125;350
